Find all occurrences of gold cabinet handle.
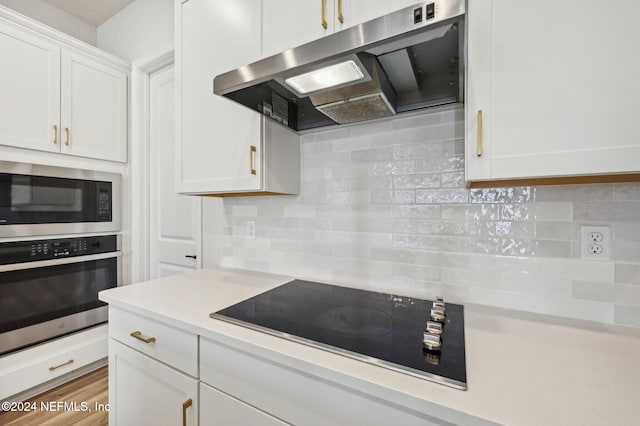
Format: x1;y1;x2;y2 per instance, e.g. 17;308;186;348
321;0;327;29
337;0;344;23
182;398;192;426
49;359;74;371
53;125;58;144
64;127;70;146
250;145;257;175
130;331;156;344
477;110;483;157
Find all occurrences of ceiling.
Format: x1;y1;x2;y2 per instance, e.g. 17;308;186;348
41;0;136;26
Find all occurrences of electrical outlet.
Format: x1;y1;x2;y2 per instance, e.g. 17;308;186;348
246;220;256;240
588;244;603;255
580;225;610;260
588;232;604;242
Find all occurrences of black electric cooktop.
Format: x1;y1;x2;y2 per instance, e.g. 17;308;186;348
211;280;467;390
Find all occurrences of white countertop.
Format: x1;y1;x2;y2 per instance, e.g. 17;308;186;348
99;268;640;426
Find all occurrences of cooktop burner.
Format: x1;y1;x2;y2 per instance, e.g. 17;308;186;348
316;305;393;337
211;279;467;390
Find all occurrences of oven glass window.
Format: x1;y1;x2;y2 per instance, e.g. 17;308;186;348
0;258;117;334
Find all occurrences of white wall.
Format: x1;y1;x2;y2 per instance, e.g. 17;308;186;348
95;0;175;284
96;0;174;62
0;0;95;44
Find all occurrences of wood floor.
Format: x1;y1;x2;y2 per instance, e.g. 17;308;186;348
0;367;108;426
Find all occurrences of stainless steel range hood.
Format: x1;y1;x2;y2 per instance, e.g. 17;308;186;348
214;0;465;133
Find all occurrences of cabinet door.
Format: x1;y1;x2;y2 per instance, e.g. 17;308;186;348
200;383;289;426
177;0;263;194
263;0;424;56
109;340;197;426
262;0;334;57
466;0;640;181
61;50;128;162
0;22;60;153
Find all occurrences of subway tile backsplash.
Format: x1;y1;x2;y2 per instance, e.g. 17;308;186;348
218;106;640;327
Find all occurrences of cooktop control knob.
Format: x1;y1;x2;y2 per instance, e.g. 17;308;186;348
430;307;445;322
423;332;442;352
433;300;445;312
426;321;443;335
423;350;441;365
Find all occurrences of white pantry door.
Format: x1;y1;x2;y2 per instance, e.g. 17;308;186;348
149;64;201;278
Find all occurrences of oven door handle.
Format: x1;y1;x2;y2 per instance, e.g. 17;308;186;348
0;251;122;273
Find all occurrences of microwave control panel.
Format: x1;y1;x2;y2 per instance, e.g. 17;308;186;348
96;182;113;222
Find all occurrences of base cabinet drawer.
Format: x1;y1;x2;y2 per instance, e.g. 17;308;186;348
200;382;289;426
108;306;197;377
109;339;197;426
0;325;107;401
200;337;449;426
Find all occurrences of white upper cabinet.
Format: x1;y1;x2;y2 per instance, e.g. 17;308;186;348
466;0;640;181
177;0;299;195
262;0;421;57
61;51;128;162
262;0;334;57
177;0;263;194
0;17;128;163
0;22;60;153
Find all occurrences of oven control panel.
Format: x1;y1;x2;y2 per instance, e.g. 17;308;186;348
0;235;117;265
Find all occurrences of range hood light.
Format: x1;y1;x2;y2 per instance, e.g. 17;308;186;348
284;60;365;95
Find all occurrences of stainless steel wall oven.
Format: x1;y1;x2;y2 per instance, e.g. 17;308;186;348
0;161;122;354
0;161;121;237
0;234;121;355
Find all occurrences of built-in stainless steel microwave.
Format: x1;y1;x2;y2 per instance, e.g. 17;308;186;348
0;161;121;237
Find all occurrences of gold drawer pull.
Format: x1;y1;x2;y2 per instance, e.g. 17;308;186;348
130;331;156;344
321;0;328;29
53;124;58;144
65;127;70;146
49;359;74;371
250;145;257;175
337;0;344;23
477;110;483;157
182;398;193;426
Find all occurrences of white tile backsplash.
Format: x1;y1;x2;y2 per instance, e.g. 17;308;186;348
614;264;640;285
217;106;640;327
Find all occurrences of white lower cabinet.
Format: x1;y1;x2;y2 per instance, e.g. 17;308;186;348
200;382;288;426
108;306;198;377
200;337;447;426
108;309;451;425
107;307;199;425
109;340;197;426
0;325;107;401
